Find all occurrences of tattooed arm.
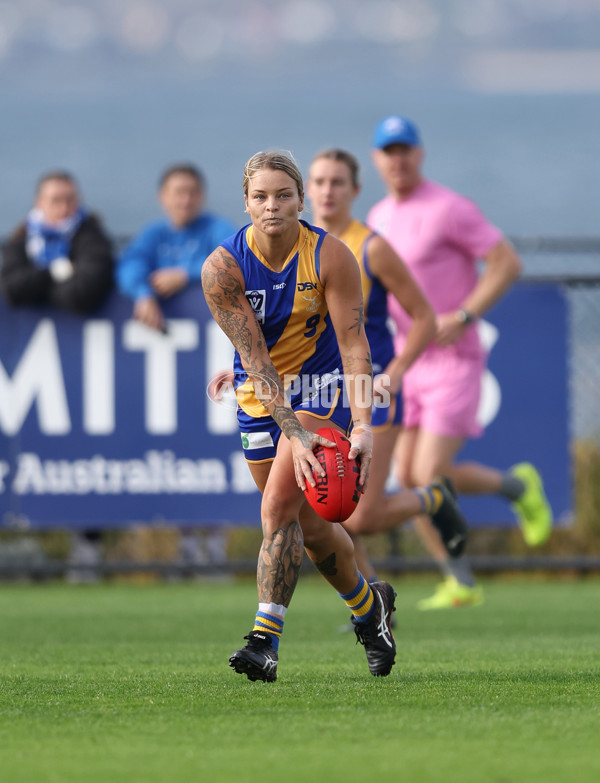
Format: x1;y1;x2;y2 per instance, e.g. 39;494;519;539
320;234;374;489
201;246;333;489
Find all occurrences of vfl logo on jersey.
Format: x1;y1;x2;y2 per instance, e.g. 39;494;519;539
246;289;266;323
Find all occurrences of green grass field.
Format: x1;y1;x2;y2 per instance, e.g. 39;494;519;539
1;577;599;783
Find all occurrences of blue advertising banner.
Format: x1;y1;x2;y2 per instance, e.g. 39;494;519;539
457;281;570;526
0;287;261;529
0;282;569;529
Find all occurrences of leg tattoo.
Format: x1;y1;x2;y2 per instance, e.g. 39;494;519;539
257;522;303;606
314;552;338;577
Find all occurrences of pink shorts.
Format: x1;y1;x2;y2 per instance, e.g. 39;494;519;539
402;348;485;438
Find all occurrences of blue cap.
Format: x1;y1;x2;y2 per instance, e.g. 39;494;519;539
372;116;421;149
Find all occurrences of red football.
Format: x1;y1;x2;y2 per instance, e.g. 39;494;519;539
303;427;361;523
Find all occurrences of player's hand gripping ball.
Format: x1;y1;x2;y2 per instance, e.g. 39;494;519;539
303;427;361;523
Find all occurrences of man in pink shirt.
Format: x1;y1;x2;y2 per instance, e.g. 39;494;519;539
368;115;553;609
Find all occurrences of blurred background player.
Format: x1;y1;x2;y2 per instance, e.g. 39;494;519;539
306;148;468;578
368;115;553;609
117;163;235;332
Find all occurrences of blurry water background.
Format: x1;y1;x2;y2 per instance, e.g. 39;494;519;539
1;0;599;280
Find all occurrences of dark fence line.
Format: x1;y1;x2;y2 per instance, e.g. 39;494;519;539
509;236;600;254
2;555;600;580
521;274;600;285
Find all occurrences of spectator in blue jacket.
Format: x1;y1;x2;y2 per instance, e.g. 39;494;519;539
118;163;236;331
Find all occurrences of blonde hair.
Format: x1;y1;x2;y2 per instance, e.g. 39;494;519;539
242;150;304;198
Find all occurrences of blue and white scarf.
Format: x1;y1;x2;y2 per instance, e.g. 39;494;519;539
25;207;87;268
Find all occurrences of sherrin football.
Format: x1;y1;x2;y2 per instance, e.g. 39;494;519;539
303;427;361;523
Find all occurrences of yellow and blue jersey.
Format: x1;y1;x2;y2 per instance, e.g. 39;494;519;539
220;219;343;420
339;219;395;374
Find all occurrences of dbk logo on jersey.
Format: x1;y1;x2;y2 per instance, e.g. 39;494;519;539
245;289;266;323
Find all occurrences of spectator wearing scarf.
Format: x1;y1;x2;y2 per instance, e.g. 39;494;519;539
1;171;114;313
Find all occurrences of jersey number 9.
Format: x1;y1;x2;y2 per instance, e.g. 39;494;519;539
304;314;320;338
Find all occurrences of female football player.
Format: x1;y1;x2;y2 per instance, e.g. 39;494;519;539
203;151;461;682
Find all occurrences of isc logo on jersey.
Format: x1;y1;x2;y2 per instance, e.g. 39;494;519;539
245;289;266;323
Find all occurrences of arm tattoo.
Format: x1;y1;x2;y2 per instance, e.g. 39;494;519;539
202;247;246;309
202;249;257;362
214;307;253;359
203;247;307;442
348;306;365;336
342;351;373;379
277;409;313;446
257;522;304;606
